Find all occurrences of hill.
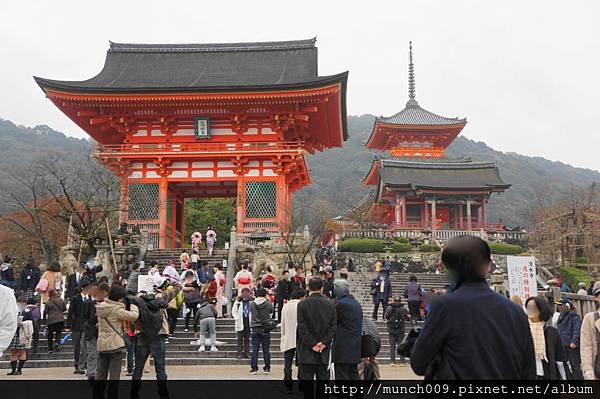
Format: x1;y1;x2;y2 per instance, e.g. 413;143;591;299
1;116;599;227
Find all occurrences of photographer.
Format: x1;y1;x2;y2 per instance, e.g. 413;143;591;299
130;276;180;399
82;261;103;284
94;284;139;399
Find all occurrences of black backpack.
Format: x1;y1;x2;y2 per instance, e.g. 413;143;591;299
135;297;165;341
386;306;405;331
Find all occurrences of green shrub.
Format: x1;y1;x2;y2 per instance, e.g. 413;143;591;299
395;237;409;244
560;266;593;289
337;238;384;253
489;242;523;255
419;244;441;252
391;242;412;253
576;256;589;264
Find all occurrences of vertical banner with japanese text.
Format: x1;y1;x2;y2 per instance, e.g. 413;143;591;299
507;255;537;300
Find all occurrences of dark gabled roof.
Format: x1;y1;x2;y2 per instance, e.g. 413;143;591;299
378;158;510;190
375;99;466;126
34;38;348;93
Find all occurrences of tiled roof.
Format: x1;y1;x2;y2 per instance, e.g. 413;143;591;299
376;100;466;126
108;39;317;53
379;158;510;190
34;38;347;94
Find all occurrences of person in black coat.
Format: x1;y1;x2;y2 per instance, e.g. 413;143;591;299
66;277;91;374
297;278;336;398
332;279;362;380
410;236;536;380
81;262;103;283
555;299;583;379
275;270;292;322
65;264;87;304
370;270;392;320
19;258;41;299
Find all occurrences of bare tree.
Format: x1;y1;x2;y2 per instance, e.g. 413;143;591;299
36;151;121;254
0;168;63;264
280;200;334;273
530;183;600;266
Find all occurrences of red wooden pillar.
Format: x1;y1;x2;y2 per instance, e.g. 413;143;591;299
458;203;464;230
158;175;168;249
394;195;401;228
276;175;287;230
236;178;245;233
402;197;407;227
431;197;437;233
423;202;429;229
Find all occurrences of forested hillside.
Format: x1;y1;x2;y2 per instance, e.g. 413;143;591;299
1;116;599;228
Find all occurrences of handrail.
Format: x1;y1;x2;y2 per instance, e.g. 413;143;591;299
96;141;304;156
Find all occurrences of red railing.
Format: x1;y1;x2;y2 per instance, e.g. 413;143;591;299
96;141;304;158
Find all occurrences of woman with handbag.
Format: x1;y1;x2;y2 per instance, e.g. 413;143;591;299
94;284;139;399
581;281;600;380
42;288;66;353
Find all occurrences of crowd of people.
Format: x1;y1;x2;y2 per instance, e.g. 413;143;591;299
1;234;599;398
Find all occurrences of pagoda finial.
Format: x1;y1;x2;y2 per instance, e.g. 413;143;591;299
408;41;417;105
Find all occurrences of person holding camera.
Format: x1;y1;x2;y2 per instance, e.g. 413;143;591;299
93;284;139;399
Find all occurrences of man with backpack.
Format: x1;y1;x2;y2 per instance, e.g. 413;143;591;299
129;290;170;399
384;296;408;366
404;275;423;326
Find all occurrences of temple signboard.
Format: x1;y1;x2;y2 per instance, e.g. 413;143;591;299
507;255;537;300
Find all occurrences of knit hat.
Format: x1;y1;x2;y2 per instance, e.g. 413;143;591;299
592;281;600;296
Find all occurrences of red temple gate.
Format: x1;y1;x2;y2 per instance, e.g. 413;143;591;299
35;39;348;248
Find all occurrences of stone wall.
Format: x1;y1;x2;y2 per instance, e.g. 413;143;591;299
236;241;314;279
339;251;441;273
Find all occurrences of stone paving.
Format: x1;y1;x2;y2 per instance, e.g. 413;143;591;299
0;364;419;380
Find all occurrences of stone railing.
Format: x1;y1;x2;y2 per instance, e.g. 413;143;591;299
541;286;598;316
341;228;525;242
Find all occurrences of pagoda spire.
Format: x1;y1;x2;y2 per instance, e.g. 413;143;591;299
407;41;418;105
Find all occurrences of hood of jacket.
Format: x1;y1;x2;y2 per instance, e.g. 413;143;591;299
254;297;268;306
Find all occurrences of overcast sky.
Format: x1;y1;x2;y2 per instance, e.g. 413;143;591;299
1;0;599;171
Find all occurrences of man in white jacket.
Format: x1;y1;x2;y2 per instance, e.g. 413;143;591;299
280;288;306;393
0;285;17;357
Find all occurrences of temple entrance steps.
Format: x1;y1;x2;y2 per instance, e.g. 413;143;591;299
0;272;447;370
0;318;422;369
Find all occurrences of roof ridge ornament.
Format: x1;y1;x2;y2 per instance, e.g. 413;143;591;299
407;41;418;106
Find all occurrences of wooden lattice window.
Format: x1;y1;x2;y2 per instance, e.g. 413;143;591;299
245;181;276;219
128;183;159;220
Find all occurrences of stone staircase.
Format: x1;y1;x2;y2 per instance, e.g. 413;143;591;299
347;271;448;316
0;271;447;369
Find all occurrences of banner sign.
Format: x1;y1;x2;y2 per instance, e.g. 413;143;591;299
506;255;537;300
138;275;156;293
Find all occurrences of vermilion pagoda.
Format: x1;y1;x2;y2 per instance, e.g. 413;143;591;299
35;39;348;249
363;43;510;235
